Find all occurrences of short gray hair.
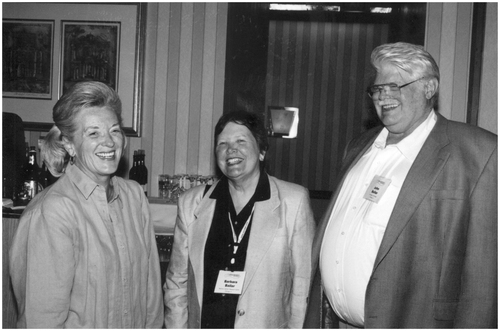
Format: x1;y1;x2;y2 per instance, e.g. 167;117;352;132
371;42;440;81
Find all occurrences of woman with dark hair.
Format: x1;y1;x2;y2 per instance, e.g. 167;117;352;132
9;81;164;328
165;110;315;328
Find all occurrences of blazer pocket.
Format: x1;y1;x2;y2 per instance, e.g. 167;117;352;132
429;189;469;221
429;189;467;200
433;298;458;321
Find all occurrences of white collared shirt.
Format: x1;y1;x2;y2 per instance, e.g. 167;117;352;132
320;110;437;327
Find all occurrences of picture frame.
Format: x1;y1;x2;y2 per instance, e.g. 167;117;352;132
60;21;120;96
2;3;146;136
2;19;55;99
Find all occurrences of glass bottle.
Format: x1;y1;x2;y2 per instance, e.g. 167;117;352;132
22;146;41;203
137;149;148;196
39;160;57;189
129;150;138;182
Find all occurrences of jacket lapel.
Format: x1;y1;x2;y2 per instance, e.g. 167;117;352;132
241;175;281;294
372;114;451;271
190;185;217;306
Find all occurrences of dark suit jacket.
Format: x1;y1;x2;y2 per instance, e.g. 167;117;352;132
304;113;497;328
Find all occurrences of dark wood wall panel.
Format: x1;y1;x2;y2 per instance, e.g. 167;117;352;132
265;20;389;191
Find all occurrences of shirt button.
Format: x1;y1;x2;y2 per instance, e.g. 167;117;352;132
238;309;245;316
341;232;345;235
336;260;339;264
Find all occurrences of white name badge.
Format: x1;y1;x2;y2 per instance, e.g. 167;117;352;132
363;175;392;203
214;270;246;295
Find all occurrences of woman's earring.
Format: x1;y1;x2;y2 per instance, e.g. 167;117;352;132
70;155;75;165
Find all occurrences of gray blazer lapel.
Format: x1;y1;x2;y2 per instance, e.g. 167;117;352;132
190;185;217;306
242;177;281;294
373;114;451;270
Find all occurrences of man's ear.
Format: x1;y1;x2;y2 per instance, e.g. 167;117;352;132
425;78;439;100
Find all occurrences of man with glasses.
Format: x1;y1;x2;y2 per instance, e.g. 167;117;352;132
305;42;497;328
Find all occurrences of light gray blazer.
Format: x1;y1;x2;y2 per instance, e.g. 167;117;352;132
164;174;316;328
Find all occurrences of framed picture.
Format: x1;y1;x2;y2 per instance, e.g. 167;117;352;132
2;19;54;99
2;3;146;136
60;21;120;96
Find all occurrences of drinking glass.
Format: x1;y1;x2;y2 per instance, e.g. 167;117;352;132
158;174;170;199
187;174;199;188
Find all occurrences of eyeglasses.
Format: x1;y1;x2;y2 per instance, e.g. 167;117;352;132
366;77;425;98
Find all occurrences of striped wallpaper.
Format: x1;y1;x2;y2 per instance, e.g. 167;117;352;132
264;20;389;191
